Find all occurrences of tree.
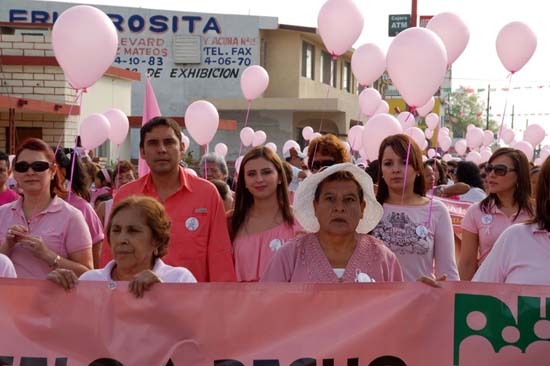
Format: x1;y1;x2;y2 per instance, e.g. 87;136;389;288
444;86;498;138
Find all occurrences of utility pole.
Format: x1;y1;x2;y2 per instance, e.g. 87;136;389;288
411;0;418;26
485;84;491;130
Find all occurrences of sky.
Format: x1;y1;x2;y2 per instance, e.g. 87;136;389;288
41;0;550;136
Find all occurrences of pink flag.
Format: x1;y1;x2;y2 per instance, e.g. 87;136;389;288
138;75;162;177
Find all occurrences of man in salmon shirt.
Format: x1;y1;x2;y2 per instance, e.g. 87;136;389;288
101;117;236;282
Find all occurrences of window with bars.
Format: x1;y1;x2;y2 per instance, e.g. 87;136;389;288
321;51;336;87
301;41;314;79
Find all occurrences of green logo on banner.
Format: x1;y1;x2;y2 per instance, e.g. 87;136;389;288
453;294;550;365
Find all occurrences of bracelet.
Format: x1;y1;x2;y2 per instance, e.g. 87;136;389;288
49;255;61;269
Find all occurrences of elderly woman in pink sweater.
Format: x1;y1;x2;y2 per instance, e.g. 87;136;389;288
261;163;403;283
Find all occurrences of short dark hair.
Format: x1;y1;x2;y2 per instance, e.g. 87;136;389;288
139;116;182;148
456;161;484;189
527;157;550;231
209;179;230;200
0;151;10;168
314;171;364;203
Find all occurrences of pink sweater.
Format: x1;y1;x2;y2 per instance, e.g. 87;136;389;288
260;233;403;283
371;200;459;281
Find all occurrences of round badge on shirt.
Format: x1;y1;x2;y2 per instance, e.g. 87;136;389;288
269;239;283;252
416;225;429;239
355;271;375;283
481;214;493;225
185;217;200;231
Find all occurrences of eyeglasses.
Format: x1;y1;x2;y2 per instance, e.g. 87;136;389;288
311;159;336;172
14;161;51;173
485;164;515;176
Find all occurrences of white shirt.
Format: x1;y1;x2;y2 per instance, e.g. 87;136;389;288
79;258;197;283
0;253;16;278
459;187;487;203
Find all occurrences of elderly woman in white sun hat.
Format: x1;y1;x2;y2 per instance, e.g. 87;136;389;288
261;163;403;283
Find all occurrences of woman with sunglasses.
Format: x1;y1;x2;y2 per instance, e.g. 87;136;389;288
370;134;459;281
459;148;533;280
473;156;550;285
229;146;300;282
306;133;351;173
0;138;93;278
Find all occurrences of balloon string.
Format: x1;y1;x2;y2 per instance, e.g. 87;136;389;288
64;90;84;203
115;144;121;192
54;90;82;162
237;100;252;165
425;121;441;227
496;73;514;143
204;144;208;179
401;108;416;204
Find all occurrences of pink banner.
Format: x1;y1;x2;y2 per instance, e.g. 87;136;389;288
435;197;473;235
0;279;549;365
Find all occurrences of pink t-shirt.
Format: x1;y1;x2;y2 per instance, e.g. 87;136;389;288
233;222;301;282
260;233;403;283
370;200;459;281
90;187;112;206
0;253;16;278
462;202;532;264
66;193;104;245
0;196;92;279
80;258;197;283
0;188;17;206
473;223;550;285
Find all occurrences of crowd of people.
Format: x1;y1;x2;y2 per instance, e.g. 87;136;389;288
0;116;548;298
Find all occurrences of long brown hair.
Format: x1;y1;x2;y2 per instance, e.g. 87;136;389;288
376;134;425;204
527;157;550;231
479;147;533;220
230;146;294;240
15;138;65;198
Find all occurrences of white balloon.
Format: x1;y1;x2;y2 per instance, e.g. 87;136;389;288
214;143;228;158
283;140;300;154
252;130;267;147
265;142;277;153
302;126;314;141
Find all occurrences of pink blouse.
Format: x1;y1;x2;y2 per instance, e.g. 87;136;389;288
260;233;403;283
233;222;300;282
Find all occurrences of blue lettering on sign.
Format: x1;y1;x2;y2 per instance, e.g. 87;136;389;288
8;9;222;34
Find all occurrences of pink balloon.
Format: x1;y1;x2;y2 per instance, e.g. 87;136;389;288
419;140;428;150
425;113;440;130
240;65;269;101
427;149;436;158
362;114;402;161
351;43;386;86
303;146;309;156
235;156;244;174
240;127;255;147
302;126;314;141
373;100;389;115
387;27;448;107
252;130;267;147
442;153;453;162
283;140;300;154
265;142;277;153
317;0;364;56
540;149;550;161
214;143;228;158
467;124;475;132
405;127;426;148
466;151;482;165
523;123;546;146
466;127;484;149
181;133;190;152
454;139;467;155
359;88;382;117
342;141;351;153
397;112;416;129
496;22;537;73
440;127;450;134
79;113;110;150
426;12;470;65
347;125;364;151
425;129;434;139
311;132;322;139
103;108;129;146
501;128;515;144
534;157;544;166
416;97;435;117
52;6;118;90
184;100;219;145
482;130;494;147
439;134;452;152
480;146;492;163
514;140;534;161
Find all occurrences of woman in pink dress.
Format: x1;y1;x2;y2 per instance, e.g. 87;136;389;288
261;163;403;283
473;156;550;285
230;146;300;282
459;148;533;280
370;134;459;282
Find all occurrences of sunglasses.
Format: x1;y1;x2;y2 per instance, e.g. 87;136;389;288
485;164;515;176
311;159;336;172
14;161;51;173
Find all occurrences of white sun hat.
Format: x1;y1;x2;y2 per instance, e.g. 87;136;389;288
293;163;383;234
